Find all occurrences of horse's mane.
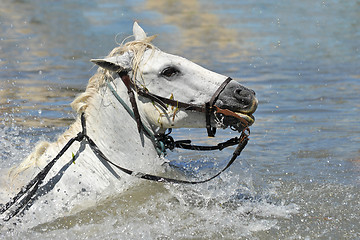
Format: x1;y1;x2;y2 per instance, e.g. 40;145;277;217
9;35;157;179
71;34;157;114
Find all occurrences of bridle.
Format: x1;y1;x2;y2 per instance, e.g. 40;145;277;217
1;71;252;222
117;71;245;138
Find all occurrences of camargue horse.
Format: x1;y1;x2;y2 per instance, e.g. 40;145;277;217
0;22;257;226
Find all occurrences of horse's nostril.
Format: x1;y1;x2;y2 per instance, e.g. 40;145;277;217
234;87;254;106
234;88;251;98
234;88;242;95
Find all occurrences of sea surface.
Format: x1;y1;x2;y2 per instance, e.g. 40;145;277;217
1;0;359;239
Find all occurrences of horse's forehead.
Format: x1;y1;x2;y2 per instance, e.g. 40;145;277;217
143;49;192;68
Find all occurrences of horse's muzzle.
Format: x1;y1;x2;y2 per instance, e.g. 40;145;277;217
215;80;258;128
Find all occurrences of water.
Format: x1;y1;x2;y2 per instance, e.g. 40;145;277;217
1;0;359;238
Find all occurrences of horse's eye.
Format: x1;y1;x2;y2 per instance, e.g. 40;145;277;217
161;67;180;78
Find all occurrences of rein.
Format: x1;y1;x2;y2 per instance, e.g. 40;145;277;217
1;74;251;222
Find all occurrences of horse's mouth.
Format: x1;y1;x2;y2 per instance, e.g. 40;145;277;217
234;112;255;126
215;106;256;132
227;112;255;132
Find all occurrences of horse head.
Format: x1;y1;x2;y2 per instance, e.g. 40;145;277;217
91;22;257;134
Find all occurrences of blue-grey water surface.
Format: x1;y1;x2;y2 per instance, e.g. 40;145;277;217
1;0;360;239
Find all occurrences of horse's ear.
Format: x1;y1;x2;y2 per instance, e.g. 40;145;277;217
133;21;147;41
91;52;132;72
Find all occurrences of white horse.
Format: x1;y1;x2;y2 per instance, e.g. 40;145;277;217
0;22;257;226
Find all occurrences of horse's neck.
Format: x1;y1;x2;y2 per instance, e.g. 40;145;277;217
7;78;161;193
83;80;161;171
1;78;163;225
